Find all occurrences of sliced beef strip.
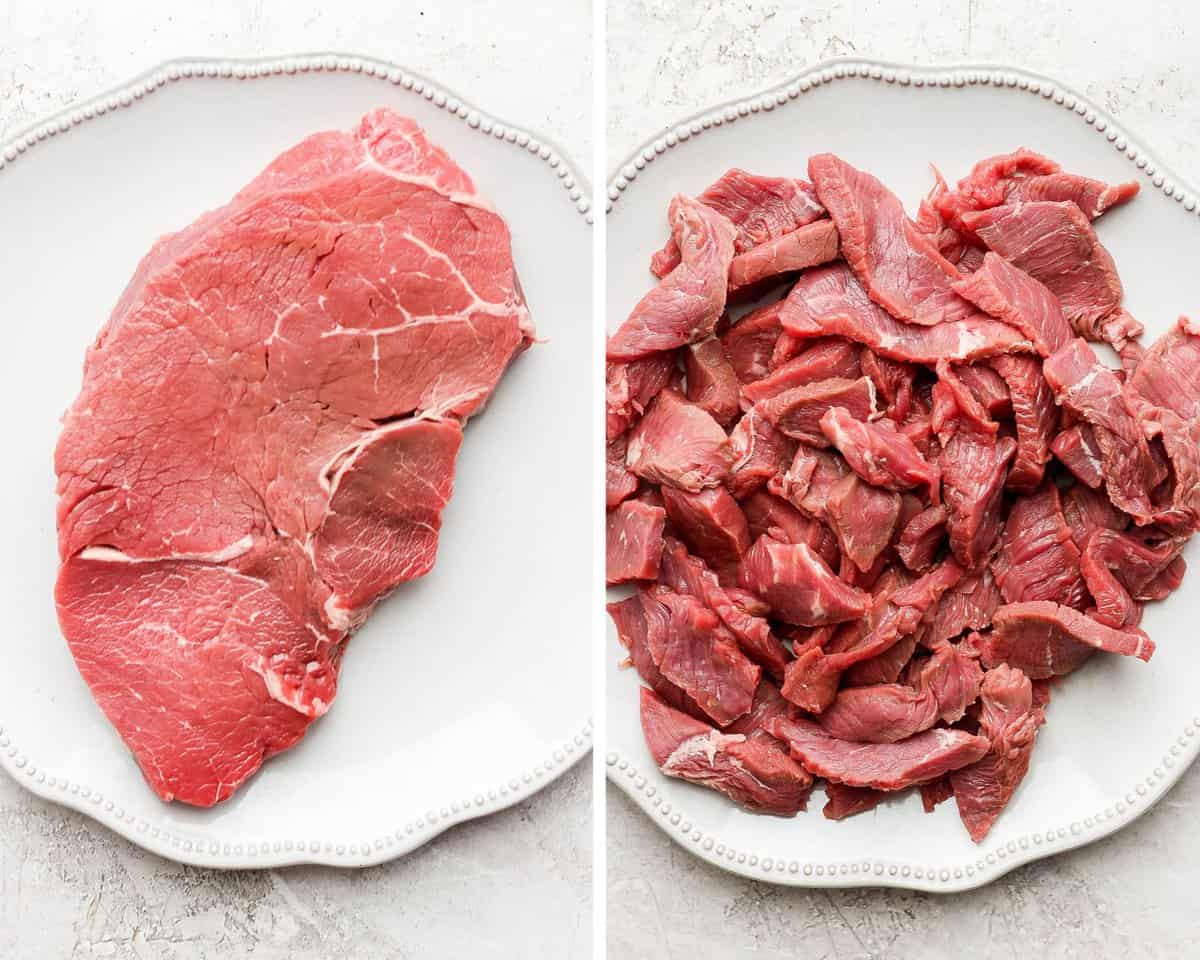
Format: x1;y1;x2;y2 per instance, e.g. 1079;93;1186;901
780;264;1036;365
608;196;736;360
766;716;990;791
1043;338;1163;522
754;376;877;445
951;664;1045;842
820;406;941;502
741;338;863;405
979;601;1154;679
658;537;790;682
650;168;825;277
726;409;797;500
606;500;666;585
606;352;676;440
738;535;869;627
992;482;1089;609
684;338;741;427
989;354;1058;492
951;251;1072;355
824;474;902;573
661;485;751;582
643;587;761;726
960;201;1132;346
728;218;841;291
641;688;813;816
626;389;736;492
823;782;890;820
808;153;986;326
721;301;785;384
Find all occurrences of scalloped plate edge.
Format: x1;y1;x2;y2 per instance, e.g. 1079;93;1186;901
0;51;592;870
604;55;1200;892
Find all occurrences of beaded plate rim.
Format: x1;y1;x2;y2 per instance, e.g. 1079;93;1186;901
0;52;591;869
605;56;1199;892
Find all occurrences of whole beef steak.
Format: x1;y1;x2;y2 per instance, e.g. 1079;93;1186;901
54;109;533;805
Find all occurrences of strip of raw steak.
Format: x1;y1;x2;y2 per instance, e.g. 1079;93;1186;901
54;110;533;805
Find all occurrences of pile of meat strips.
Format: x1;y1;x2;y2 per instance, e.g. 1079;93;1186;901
605;150;1200;841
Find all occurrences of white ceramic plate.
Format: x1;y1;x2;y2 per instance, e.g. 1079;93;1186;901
0;54;592;869
606;58;1200;892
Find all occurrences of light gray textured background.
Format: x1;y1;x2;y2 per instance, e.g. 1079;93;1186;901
0;2;592;959
607;1;1200;957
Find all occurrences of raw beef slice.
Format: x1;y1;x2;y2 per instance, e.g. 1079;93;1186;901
54;110;533;806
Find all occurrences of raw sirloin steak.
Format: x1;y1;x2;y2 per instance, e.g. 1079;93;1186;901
55;110;533;805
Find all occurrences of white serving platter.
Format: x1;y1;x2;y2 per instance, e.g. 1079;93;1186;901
0;54;592;869
606;58;1200;892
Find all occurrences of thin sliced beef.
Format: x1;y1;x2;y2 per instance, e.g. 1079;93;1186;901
608;589;701;718
1051;424;1105;489
781;264;1034;364
766;716;990;791
897;504;948;573
939;428;1017;567
808;153;983;326
661;485;750;582
990;354;1058;491
728;218;841;290
606;353;675;440
721;302;784;384
823;782;889;820
725;681;801;755
684;339;741;426
1043;338;1162;521
1079;529;1185;629
992;482;1088;609
770;444;851;519
961;201;1128;345
645;588;760;726
950;664;1045;842
640;688;813;815
819;406;941;501
951;252;1072;355
861;349;917;422
606;500;666;584
781;562;963;712
825;474;902;573
727;409;797;499
738;535;868;626
609;196;736;360
626;389;735;492
1125;317;1200;530
740;490;838;567
980;601;1154;678
933;361;997;436
956;363;1012;418
923;566;1002;648
921;777;956;813
741;338;862;405
606;435;639;507
650;169;825;277
936;149;1138;223
658;537;790;681
818;645;982;743
755;377;876;445
1061;482;1130;549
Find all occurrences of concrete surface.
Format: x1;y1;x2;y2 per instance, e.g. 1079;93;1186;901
607;1;1200;956
0;3;591;959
